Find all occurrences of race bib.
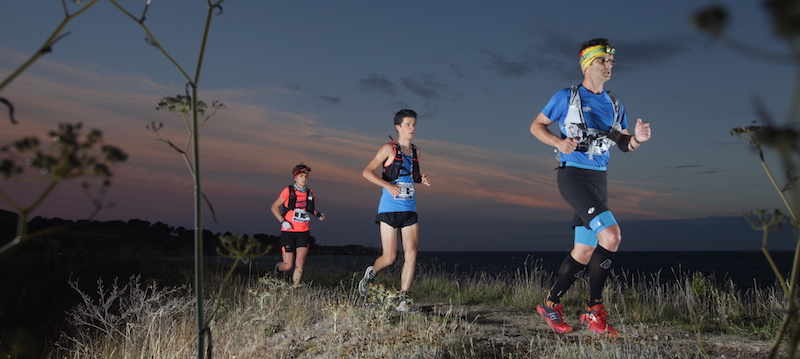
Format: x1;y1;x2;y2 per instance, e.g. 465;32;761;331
588;138;612;156
293;209;310;222
394;182;414;200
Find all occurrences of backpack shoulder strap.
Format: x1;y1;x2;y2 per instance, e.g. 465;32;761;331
605;90;621;125
286;185;296;209
279;185;296;216
303;187;315;214
409;143;422;183
390;140;401;160
566;84;586;128
568;85;583;118
569;84;579;95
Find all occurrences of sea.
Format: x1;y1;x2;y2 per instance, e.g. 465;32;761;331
241;251;797;289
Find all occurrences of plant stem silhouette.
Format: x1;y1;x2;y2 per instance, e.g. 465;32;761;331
108;1;228;357
695;3;800;357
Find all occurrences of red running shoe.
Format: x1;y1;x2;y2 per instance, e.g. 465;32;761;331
537;300;573;333
580;303;619;337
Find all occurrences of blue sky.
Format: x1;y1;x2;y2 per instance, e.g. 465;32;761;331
0;1;796;251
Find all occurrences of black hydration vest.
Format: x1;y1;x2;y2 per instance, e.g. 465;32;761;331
382;140;422;183
279;185;315;216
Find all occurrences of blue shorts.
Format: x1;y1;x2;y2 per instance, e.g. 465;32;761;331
375;211;418;228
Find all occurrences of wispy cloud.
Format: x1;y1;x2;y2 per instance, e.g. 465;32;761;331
695;169;728;175
433;57;467;78
480;49;539;78
615;36;694;70
655;164;728;177
358;73;397;96
479;32;696;80
356;72;462;118
479;48;574;80
284;83;341;106
358;72;463;104
402;75;445;100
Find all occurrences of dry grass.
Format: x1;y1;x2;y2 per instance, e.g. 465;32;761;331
50;261;787;358
55;272;461;358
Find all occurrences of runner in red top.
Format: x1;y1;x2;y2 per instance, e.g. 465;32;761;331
270;163;325;285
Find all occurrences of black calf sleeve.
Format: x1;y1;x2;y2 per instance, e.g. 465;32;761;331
549;255;586;302
588;245;615;304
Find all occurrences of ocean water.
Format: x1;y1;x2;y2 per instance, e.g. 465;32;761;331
268;251;795;288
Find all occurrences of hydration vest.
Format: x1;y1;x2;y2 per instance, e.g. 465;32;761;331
279;185;315;216
562;85;623;160
382;140;422;183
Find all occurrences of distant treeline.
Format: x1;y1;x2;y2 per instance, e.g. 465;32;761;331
1;212;378;256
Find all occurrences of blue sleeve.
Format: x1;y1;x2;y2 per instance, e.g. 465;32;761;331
619;100;628;131
541;88;571;125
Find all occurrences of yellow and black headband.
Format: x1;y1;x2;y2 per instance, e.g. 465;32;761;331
579;45;616;71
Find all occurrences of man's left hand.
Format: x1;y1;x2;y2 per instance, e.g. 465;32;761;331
634;118;651;142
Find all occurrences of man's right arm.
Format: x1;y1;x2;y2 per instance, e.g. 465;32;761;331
530;112;578;154
362;144;402;197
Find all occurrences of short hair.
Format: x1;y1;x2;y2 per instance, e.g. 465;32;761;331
580;38;612;54
393;109;418;126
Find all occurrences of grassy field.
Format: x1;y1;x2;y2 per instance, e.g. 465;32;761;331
0;243;789;358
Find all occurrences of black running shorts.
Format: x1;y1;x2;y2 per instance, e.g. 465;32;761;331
557;166;609;229
280;231;311;253
375;211;418;228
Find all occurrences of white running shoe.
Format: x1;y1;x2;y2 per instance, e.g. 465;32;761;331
396;296;415;312
358;266;375;297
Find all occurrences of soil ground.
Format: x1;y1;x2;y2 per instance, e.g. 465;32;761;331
418;303;779;359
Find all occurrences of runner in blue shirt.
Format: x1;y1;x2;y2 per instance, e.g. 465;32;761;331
358;109;431;312
530;38;652;336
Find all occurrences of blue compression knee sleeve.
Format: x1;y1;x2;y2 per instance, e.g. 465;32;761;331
589;210;618;234
574;226;598;246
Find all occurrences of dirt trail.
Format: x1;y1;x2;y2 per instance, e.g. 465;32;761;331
420;304;778;358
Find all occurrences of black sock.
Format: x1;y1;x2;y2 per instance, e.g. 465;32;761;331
549;254;586;303
588;245;615;304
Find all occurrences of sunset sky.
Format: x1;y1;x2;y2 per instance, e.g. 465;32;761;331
0;1;796;251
